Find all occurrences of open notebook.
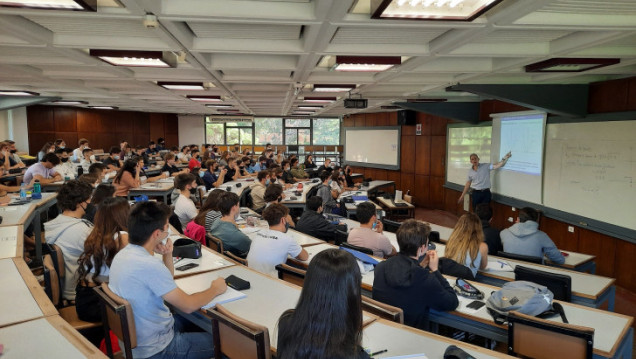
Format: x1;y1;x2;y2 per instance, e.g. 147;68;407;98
202;286;246;310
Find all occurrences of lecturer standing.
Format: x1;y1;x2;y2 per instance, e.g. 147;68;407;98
458;152;511;208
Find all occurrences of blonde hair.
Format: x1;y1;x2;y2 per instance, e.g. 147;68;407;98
445;213;484;268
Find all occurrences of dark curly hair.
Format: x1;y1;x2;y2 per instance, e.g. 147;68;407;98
57;180;93;212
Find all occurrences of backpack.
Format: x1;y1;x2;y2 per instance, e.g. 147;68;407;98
486;281;567;325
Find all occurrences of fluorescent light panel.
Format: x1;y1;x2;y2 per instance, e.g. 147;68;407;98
0;90;38;96
312;84;356;92
159;82;205;91
525;58;620;73
372;0;504;21
89;106;118;110
334;56;401;72
52;100;88;105
205;104;233;108
90;50;172;68
297;106;323;110
187;95;221;102
0;0;96;10
303;97;337;103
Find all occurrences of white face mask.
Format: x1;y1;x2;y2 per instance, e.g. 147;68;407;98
114;155;120;160
90;154;96;162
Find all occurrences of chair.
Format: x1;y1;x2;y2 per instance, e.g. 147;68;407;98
361;296;404;324
224;250;248;266
428;231;441;243
240;187;253;208
334;229;349;246
94;283;137;359
44;243;65;305
340;241;374;256
207;234;225;253
305;184;322;201
210;304;271;359
381;218;402;233
514;265;572;302
275;264;306;287
507;311;594;359
198;187;207;207
498;251;543;264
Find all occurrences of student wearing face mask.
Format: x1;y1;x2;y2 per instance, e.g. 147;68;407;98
295;196;339;242
247;203;308;277
173;173;199;229
54;148;77;179
44;180;94;301
223;158;240;183
252;156;268;172
188;149;201;171
201;160;225;190
4;140;26;169
54;138;66;150
280;160;296;184
249;170;269;211
317;171;340;215
102;146;122;171
289;157;308;179
209;192;252;258
72;138;90;162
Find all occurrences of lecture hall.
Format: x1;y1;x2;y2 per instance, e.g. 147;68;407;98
0;0;634;358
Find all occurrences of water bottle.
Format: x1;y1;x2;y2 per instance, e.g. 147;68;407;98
19;183;26;200
32;180;42;199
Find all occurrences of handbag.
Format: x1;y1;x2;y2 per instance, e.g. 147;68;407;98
172;237;202;259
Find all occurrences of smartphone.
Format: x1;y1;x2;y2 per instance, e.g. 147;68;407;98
427;242;436;251
176;263;199;271
467;300;485;310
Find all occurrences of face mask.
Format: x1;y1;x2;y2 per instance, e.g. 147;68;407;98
239;165;244;169
328;179;333;185
284;220;290;233
59;145;65;149
61;157;69;163
10;149;17;154
199;171;205;178
261;162;266;167
114;155;120;160
189;188;197;194
265;179;270;186
90;155;96;162
271;178;276;183
340;171;344;175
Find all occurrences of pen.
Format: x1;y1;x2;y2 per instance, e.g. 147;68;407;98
371;349;388;356
497;260;505;268
174;257;184;265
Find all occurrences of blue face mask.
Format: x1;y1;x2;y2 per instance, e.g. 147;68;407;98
265;179;270;186
199;171;205;178
328;179;333;185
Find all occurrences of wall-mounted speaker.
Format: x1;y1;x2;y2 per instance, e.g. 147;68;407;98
397;110;416;126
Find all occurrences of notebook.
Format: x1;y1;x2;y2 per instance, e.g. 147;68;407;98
202;286;247;309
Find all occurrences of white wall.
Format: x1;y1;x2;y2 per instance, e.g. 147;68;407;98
0;107;29;151
178;115;205;147
0;110;9;141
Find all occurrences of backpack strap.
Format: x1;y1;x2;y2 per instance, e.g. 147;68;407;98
552;302;568;323
486;307;508;325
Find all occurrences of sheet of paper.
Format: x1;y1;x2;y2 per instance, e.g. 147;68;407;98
485;259;513;272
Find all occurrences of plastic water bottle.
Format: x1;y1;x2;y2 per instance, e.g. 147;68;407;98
32;180;42;199
19;183;26;200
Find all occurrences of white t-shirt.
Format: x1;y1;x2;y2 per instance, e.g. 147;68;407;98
247;229;302;277
54;162;76;179
174;193;198;229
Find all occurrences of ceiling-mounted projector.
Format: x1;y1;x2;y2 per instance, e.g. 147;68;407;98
344;98;368;108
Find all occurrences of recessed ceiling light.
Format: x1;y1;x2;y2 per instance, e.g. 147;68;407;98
90;50;176;68
334;56;401;72
218;108;239;112
205;104;233;108
187;95;222;102
51;100;88;105
303;97;337;103
158;82;206;91
297;106;323;110
372;0;504;21
406;98;448;102
89;106;118;110
525;58;621;73
312;84;356;92
0;90;39;96
0;0;96;11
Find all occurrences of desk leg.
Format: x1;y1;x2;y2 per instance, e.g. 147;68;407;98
34;213;42;261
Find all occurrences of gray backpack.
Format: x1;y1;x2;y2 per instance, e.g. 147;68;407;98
486;281;567;325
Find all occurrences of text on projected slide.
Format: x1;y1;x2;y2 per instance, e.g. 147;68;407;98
499;115;545;175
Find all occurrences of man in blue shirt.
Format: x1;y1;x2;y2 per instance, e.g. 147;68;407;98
109;202;227;359
458;152;511;208
209;192;252;257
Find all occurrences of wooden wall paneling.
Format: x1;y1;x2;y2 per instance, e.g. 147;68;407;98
588;79;629;113
626;77;636;111
149;113;166;141
365;113;377;127
430;116;448;136
374;169;388;181
100;134;120;152
577;228;617;278
376;112;390;126
116;113;134;133
386;170;400;189
27;106;54;133
53;108;77;132
614;239;636;293
444;187;464;215
430;136;446;177
354;114;366;127
414;135;431;175
132;134;150;149
54;133;78;152
540;216;579;252
416;113;432;135
132;115;150;135
387;112;398;126
413;175;430;208
400;173;415;197
402;123;416;136
165;134;179;148
490;202;516;231
28;133;53;155
116;132;134;145
76;132;96;148
165;114;179;134
429;176;445;209
400;135;415;173
343;116;355;127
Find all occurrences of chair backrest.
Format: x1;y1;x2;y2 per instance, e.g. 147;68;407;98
381;218;402;233
305;184;321;200
428;231;441;243
47;243;65;279
198;187;207;207
240;187;253;208
403;192;413;204
210;304;271;359
334;229;349;246
508;311;594;359
207;234;225;253
42;254;61;306
224;250;248;266
361;296;404;324
340;241;374;256
514;265;572;302
169;212;184;234
498;251;543;264
275;264;307;287
94;283;137;359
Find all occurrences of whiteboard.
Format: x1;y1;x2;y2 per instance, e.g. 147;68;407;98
344;127;401;170
543;120;636;231
446;124;492;187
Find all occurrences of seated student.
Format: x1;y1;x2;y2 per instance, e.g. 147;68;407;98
474;203;502;255
0;141;18;170
5;140;26;169
247;204;308;277
120;144;133;161
444;213;488;278
38;142;56;162
146;141;159;156
173;173;199;229
277;249;369;359
208;192;252;258
316;171;340;215
162;153;189;176
201;160;225;190
281;160;296;184
249;170;269;211
177;145;191;163
295;196;339;242
133;145;150;165
79;148;96;174
72;138;90;162
113;158;141;197
83;184;115;223
188;149;201;171
109;201;227;359
223;158;240;183
102;146;121;171
53;148;76;179
303;154;317;169
251;156;268;172
316;158;333;177
500;207;565;264
372;219;458;330
76;197;129;322
88;162;106;182
289;157;308;179
201;189;225;233
329;172;345;195
235;158;250;178
347;202;396;258
44;180;94;301
23;153;62;185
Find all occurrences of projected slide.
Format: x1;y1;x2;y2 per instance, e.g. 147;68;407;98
446;125;492;186
499;114;545;175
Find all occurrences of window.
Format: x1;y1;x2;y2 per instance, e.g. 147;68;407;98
226;121;253;145
285;118;311;128
313;118;340;145
255;118;283;145
284;118;311;145
206;123;224;145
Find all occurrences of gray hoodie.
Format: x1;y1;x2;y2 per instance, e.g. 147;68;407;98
500;221;565;264
45;215;93;300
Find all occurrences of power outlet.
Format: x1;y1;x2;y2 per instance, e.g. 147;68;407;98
568;226;575;233
508;217;514;222
511;207;516;212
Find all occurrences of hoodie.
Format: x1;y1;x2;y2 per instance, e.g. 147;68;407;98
500;221;565;264
372;254;458;330
45;215;93;300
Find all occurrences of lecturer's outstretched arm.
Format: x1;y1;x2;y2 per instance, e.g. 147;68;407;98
492;151;512;170
457;180;471;204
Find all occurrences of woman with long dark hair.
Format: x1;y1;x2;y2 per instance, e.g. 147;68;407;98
75;197;130;322
277;249;369;359
113;157;141;197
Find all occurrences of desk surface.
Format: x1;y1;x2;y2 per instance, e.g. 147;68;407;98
0;225;22;259
0;316;106;358
131;181;174;192
376;197;415;209
359;180;395;193
0;258;57;328
363;319;514;359
0;193;57;227
281;180;319;205
155;243;236;279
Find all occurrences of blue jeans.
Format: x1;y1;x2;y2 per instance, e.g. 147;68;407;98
145;315;214;359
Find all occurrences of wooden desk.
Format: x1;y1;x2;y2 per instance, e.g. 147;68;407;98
0;225;22;259
363;319;514;359
0;316;106;358
128;182;174;202
288;229;325;247
376;197;415;219
280;180;319;209
287;242;336;268
359;180;395;196
155;244;236;279
0;258;57;328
